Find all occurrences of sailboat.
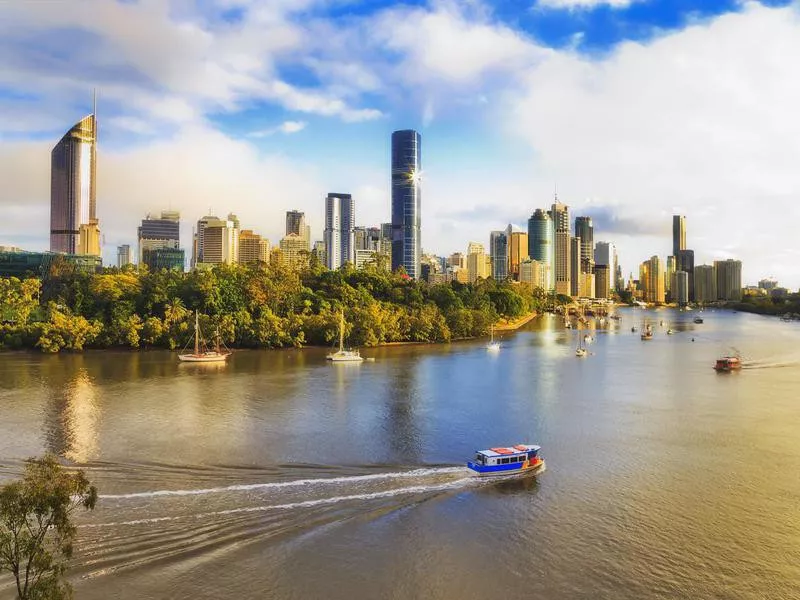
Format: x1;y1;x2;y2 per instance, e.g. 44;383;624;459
327;310;363;362
575;308;587;357
178;311;231;363
486;325;501;352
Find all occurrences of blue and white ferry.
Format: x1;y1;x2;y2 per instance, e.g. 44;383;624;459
467;444;544;476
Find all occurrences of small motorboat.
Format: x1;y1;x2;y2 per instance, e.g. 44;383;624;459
694;317;704;324
641;325;653;340
714;356;742;372
666;329;674;335
467;445;545;476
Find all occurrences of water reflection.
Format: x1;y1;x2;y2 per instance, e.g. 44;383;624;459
45;366;100;463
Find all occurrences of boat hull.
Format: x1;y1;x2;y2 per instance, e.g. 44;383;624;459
327;352;364;362
467;458;545;477
178;353;230;363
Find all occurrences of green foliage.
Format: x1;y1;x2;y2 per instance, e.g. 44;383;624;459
0;455;97;600
1;264;549;352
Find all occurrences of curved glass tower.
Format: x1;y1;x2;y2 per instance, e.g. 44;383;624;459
528;209;553;290
391;130;421;279
50;114;98;254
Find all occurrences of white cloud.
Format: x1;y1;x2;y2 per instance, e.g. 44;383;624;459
537;0;638;9
248;120;308;137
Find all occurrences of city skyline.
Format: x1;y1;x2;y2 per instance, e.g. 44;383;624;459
1;1;799;286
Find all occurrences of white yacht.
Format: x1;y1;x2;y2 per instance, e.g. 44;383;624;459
178;311;231;363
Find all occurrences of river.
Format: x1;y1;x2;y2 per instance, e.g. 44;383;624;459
1;308;799;599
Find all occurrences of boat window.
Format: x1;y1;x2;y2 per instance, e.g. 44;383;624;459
475;454;484;464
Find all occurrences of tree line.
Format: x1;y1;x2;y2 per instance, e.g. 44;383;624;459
0;261;559;353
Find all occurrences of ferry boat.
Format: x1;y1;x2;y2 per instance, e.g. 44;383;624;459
467;445;544;477
714;356;742;372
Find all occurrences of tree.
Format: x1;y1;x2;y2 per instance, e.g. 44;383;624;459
0;455;98;600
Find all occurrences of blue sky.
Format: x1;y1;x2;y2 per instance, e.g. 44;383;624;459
1;0;799;287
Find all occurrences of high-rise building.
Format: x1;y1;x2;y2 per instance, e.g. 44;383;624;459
673;215;686;257
142;248;184;271
50;107;99;255
665;255;677;301
391;129;422;279
138;211;180;264
116;244;132;268
238;230;270;264
594;242;617;285
507;229;528;281
194;215;238;265
527;209;553;290
467;243;490;283
448;252;466;269
570;236;581;297
312;240;327;267
489;231;508;280
279;233;310;269
324;193;355;270
520;258;551;291
694;264;717;303
676;249;695;301
594;264;610;299
714;259;742;301
673;271;689;305
549;202;570;295
574;217;594;275
286;210;305;237
640;256;665;303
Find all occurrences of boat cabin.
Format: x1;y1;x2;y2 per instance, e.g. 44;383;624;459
714;356;741;371
471;445;540;468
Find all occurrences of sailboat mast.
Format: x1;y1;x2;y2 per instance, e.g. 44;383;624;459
194;311;200;355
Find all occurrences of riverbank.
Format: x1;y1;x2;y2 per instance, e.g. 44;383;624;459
493;312;538;332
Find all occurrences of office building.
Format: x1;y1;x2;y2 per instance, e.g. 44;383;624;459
676;249;695;301
50;107;100;255
138;211;180;264
673;270;689;305
694;264;717;303
194;215;238;265
570;237;581;297
594;264;610;299
527;209;553;290
238;230;270;264
448;252;466;270
142;247;185;271
665;255;677;301
286;210;305;237
507;229;528;281
673;215;686;257
116;245;132;268
520;258;551;291
574;217;594;275
467;243;490;283
594;242;617;291
714;259;742;301
312;240;327;267
391;129;422;279
489;231;508;280
640;256;665;303
549;202;570;295
324;193;355;269
279;233;309;269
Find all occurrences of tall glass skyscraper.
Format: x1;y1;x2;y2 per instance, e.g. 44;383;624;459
527;209;553;289
489;230;508;280
574;216;594;273
391;130;421;279
50;113;98;254
673;215;686;257
324;193;355;270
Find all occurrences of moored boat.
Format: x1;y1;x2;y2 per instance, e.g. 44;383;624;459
714;356;741;372
486;325;501;352
694;317;704;324
641;324;653;340
467;445;544;476
327;310;364;362
178;311;231;363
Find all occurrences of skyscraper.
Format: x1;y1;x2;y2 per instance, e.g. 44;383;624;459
676;249;695;301
550;202;571;296
116;245;132;268
507;229;528;281
193;215;238;266
391;129;422;279
574;217;594;275
50;108;99;255
138;211;180;264
673;215;686;257
528;209;553;290
286;210;306;238
694;264;717;303
324;193;355;270
570;236;581;296
489;231;508;280
714;259;742;301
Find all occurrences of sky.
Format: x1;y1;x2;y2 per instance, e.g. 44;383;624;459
1;0;799;287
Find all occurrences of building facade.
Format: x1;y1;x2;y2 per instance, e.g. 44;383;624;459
694;264;717;303
714;259;742;301
50;112;99;255
640;255;665;303
238;230;270;264
676;249;695;301
391;130;422;279
507;230;528;281
324;193;355;270
527;209;553;290
489;231;508;280
673;215;686;257
574;216;594;276
116;245;132;268
673;270;689;305
138;211;180;264
279;233;309;269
